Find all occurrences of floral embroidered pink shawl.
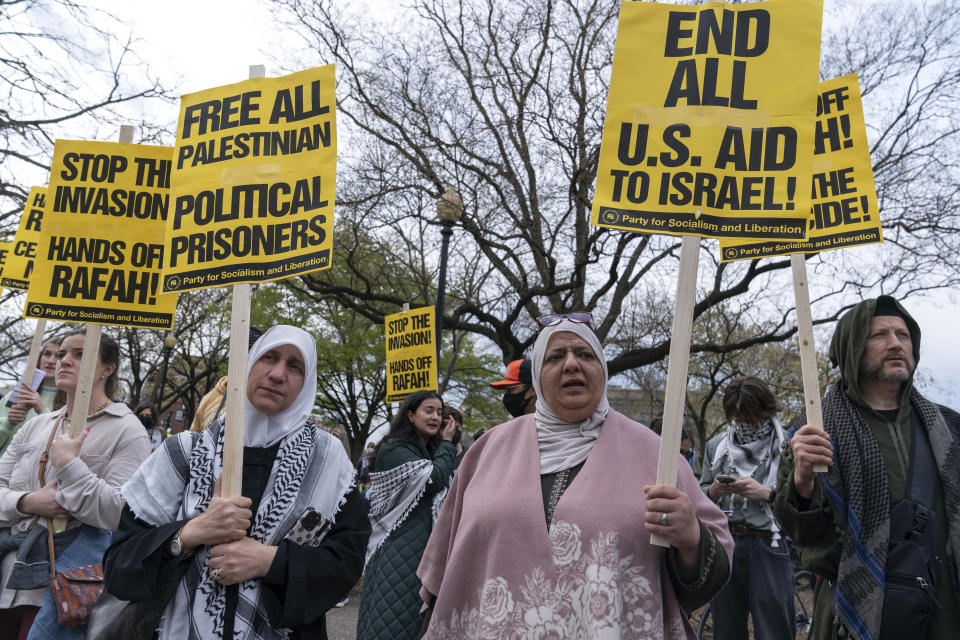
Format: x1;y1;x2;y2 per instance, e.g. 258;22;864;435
417;410;733;639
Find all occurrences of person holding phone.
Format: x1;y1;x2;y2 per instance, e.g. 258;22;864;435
356;390;457;640
700;376;795;640
0;341;60;457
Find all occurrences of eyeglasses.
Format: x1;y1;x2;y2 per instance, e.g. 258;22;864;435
537;312;593;327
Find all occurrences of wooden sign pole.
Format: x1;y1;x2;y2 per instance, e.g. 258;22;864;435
791;253;828;472
221;65;265;498
19;319;48;397
651;234;700;548
52;124;135;533
67;125;134;437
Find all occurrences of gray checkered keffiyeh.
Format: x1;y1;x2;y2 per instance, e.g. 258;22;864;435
365;460;448;567
822;384;960;640
711;417;786;537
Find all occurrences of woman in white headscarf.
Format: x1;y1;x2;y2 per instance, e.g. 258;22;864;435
417;314;734;639
103;326;370;640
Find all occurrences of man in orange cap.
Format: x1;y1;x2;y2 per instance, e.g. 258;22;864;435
490;358;537;418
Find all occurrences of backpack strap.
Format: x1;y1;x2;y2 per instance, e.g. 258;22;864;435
39;415;64;581
906;407;938;535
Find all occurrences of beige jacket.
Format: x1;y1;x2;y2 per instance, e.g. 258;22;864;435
0;403;150;608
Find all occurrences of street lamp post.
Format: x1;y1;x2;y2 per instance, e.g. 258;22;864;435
435;187;463;366
155;332;178;412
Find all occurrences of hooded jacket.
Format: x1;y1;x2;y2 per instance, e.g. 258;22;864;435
775;295;960;640
828;295;922;504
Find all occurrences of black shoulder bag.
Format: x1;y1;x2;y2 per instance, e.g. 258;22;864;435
878;409;942;638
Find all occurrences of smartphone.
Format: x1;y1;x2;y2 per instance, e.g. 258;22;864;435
6;368;46;407
716;474;737;484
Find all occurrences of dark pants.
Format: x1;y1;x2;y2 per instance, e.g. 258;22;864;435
0;606;39;640
713;533;796;640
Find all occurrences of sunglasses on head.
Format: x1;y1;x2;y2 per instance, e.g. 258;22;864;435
537;312;593;327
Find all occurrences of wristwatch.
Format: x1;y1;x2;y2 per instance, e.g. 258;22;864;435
168;525;192;557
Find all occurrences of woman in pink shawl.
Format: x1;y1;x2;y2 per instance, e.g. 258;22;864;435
417;314;733;639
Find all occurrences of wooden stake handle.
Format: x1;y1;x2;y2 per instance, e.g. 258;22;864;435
222;283;250;497
55;124;135;531
221;65;264;498
791;254;828;473
651;235;700;548
21;319;48;395
68;326;102;437
57;324;99;528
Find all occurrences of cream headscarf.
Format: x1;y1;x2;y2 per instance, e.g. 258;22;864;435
531;319;609;473
243;325;317;447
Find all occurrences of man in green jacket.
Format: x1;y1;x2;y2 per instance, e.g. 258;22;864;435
775;296;960;639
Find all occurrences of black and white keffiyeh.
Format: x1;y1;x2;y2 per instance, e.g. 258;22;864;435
365;459;447;567
711;416;786;537
122;419;355;640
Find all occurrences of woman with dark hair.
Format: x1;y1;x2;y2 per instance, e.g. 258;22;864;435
700;375;795;640
356;390;457;640
0;329;150;639
133;402;165;452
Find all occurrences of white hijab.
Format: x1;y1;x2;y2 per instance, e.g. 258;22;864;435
243;325;317;447
531;319;610;474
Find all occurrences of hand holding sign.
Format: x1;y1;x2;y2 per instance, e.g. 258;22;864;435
790;424;833;498
589;0;824;546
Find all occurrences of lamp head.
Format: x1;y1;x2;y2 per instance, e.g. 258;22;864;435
436;186;464;223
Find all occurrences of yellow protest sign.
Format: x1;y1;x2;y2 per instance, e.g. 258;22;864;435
720;74;881;260
162;65;336;293
0;241;13;285
385;307;438;403
592;0;822;239
24;140;178;328
1;188;47;291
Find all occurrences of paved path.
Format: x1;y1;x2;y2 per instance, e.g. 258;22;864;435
324;582;362;640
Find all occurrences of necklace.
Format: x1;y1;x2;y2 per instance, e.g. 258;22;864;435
65;399;111;424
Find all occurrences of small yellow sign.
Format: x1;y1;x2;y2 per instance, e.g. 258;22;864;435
0;241;14;285
592;0;822;239
25;140;178;329
720;74;882;260
385;307;438;403
1;187;47;291
163;65;337;293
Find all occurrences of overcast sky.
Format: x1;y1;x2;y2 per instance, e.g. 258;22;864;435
88;0;960;408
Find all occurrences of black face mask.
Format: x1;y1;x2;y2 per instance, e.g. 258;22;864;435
502;387;532;418
452;429;463;445
139;414;155;429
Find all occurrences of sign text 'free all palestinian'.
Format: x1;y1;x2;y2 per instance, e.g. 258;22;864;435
591;0;822;239
720;74;881;260
24;140;178;328
163;65;336;293
385;307;438;404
